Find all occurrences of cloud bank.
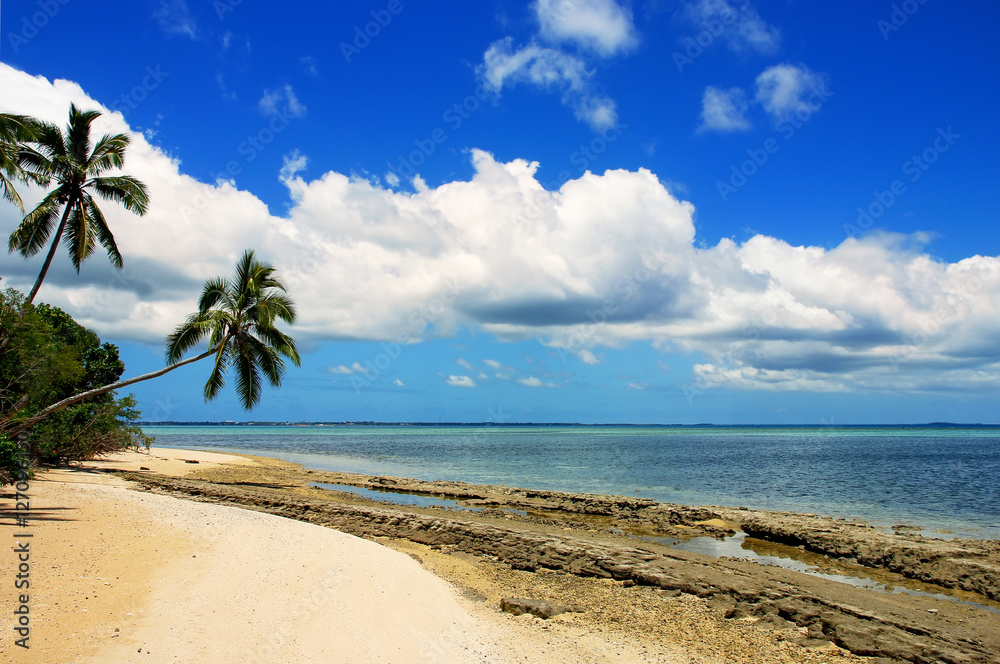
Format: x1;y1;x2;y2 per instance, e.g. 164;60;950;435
2;64;998;394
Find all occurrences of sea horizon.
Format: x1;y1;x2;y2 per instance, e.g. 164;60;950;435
138;421;1000;428
141;424;1000;540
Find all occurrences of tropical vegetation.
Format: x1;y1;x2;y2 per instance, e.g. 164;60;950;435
1;103;300;485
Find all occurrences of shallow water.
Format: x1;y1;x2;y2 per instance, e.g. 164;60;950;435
144;424;1000;539
638;532;1000;614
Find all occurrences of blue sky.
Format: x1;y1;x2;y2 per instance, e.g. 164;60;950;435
1;0;998;423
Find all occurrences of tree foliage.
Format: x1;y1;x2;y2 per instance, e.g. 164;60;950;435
0;288;151;472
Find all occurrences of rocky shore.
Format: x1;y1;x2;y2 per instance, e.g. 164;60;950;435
116;453;1000;663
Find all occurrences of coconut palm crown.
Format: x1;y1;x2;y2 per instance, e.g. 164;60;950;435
7;250;300;436
7;103;149;303
166;249;301;410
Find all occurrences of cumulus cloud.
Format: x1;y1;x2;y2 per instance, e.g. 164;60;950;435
258;85;306;118
755;64;828;122
456;358;475;370
699;86;750;132
683;0;779;55
479;38;617;131
2;64;998;394
535;0;638;56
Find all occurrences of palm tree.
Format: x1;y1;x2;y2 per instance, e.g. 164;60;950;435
0;113;48;212
7;103;149;304
7;249;301;435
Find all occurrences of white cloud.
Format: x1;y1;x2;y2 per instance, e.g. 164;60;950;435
446;375;477;388
755;64;827;122
2;64;998;395
699;86;750;132
479;38;617;132
518;376;558;388
154;0;198;39
456;358;475;370
279;150;309;182
393;378;405;386
535;0;638;56
485;359;516;380
327;362;369;375
258;85;306;118
626;382;649;390
684;0;779;55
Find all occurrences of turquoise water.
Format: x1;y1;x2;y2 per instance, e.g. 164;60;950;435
142;425;1000;539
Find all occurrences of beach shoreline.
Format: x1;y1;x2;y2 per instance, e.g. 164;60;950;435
3;447;999;663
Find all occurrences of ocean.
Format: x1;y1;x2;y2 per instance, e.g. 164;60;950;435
142;424;1000;539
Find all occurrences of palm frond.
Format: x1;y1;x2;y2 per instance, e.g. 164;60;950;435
246;336;286;387
90;175;149;215
62;197;95;272
234;343;262;409
7;190;63;256
65;104;100;166
198;277;231;313
87;133;128;174
0;173;24;211
86;195;124;269
204;345;231;401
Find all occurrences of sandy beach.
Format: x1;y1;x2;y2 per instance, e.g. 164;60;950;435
3;448;998;663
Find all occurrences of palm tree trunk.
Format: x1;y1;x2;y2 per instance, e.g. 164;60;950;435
25;203;72;304
8;346;220;436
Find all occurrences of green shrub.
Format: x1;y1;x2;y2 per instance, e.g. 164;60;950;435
0;433;30;486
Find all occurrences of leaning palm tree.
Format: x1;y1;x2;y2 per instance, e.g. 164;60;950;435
6;249;300;435
0;113;48;212
7;103;149;304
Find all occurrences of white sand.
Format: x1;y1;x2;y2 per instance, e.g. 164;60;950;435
1;450;667;664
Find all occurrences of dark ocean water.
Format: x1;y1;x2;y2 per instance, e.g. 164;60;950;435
142;425;1000;539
